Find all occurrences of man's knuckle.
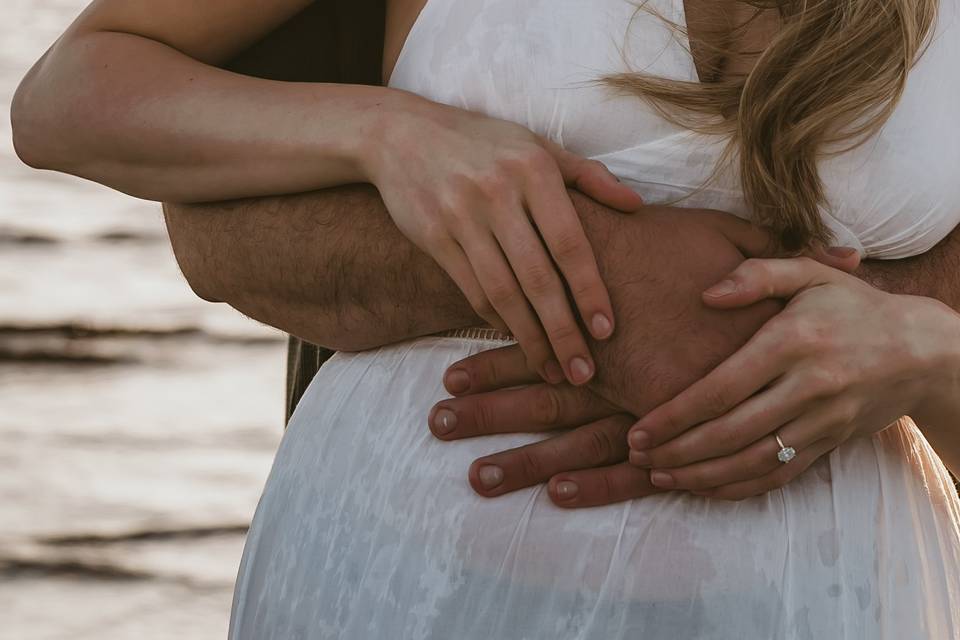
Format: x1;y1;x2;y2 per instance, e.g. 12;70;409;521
531;387;563;427
584;428;616;463
473;401;497;433
517;447;545;481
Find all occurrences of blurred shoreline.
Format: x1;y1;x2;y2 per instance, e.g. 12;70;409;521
1;2;285;638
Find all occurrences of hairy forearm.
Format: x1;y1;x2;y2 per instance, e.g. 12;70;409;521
163;184;480;351
857;226;960;310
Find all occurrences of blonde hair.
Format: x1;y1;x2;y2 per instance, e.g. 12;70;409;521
604;0;937;251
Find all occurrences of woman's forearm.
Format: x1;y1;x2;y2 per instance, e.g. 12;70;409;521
911;302;960;476
12;29;410;203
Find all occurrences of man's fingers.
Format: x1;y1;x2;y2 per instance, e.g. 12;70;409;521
430;383;616;440
701;257;836;310
443;344;545;396
467;414;633;498
548;462;663;508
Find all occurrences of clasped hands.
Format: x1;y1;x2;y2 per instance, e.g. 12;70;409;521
428;202;960;505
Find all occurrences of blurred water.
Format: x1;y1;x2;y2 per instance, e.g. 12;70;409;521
1;2;285;638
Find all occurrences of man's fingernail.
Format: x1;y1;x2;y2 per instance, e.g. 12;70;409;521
543;359;564;384
704;279;738;298
591;313;613;339
629;430;650;450
650;471;675;488
555;480;579;500
569;357;593;384
478;465;504;489
444;369;470;394
827;246;858;258
433;408;457;435
630;450;651;467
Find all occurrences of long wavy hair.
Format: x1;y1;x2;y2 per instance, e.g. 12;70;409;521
604;0;938;251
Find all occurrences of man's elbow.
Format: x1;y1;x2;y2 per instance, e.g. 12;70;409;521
10;74;50;170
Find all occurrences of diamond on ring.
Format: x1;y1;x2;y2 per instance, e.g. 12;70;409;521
775;433;796;463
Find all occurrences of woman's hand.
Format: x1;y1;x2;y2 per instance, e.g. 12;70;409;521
627;257;960;500
364;95;644;385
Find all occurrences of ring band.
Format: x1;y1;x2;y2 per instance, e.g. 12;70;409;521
775;433;797;464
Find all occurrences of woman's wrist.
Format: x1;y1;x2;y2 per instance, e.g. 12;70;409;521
908;297;960;430
354;88;434;184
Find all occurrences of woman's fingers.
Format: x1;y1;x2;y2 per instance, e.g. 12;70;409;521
429;382;616;440
633;376;810;469
549;462;662;508
648;401;852;493
701;257;838;310
467;414;633;498
523;164;616;344
628;323;790;451
806;246;861;273
494;208;598;385
443;344;542;395
690;438;835;501
544;140;644;213
432;242;508;334
460;227;558;382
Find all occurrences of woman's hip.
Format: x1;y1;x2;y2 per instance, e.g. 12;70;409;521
231;337;960;639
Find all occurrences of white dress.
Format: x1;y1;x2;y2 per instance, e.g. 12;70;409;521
230;0;960;637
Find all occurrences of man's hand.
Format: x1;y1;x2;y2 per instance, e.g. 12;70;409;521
430;343;664;507
431;206;783;507
430;205;864;507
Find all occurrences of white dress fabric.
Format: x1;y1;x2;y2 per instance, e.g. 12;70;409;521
230;1;960;638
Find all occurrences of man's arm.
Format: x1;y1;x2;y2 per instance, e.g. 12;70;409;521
163;185;480;351
858;229;960;310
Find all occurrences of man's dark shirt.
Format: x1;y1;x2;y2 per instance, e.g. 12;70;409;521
224;1;386;421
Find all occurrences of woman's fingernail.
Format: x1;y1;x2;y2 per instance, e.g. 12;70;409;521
555;480;579;500
704;279;738;298
444;369;470;394
630;450;651;467
543;359;564;384
629;430;650;450
591;313;613;339
569;357;593;384
650;471;675;488
433;408;457;435
478;465;504;489
827;246;858;258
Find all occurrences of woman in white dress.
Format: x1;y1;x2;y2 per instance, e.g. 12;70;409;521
13;0;960;637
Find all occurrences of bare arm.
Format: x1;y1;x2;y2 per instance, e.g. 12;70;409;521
857;229;960;311
11;0;404;202
163;184;482;351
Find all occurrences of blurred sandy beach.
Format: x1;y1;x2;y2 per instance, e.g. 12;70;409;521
1;1;285;637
